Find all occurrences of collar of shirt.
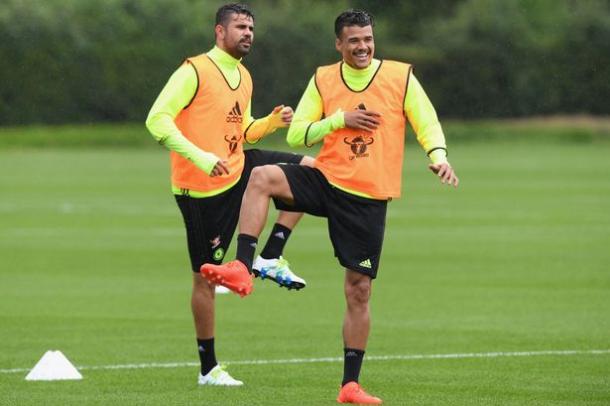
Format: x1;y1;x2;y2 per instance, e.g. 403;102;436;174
207;46;241;72
341;58;381;91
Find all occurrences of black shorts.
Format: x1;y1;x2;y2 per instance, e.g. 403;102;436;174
275;165;387;279
175;149;303;272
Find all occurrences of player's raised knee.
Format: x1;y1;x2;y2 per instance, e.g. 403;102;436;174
249;165;278;191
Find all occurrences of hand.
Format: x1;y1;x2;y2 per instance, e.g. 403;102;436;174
210;159;229;177
428;163;459;187
344;110;381;132
270;105;293;127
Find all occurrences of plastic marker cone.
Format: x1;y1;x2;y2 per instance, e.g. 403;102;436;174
25;350;83;381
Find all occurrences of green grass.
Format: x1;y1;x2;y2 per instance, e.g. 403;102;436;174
0;115;608;148
1;137;609;404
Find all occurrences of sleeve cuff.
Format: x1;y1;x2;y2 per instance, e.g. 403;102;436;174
329;109;345;130
195;151;220;175
428;148;448;165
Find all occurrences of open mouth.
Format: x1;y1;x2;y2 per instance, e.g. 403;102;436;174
354;52;369;63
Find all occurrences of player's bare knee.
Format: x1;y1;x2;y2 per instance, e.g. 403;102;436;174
193;274;214;296
345;279;371;306
249;166;273;193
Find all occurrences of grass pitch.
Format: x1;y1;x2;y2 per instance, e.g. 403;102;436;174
0;139;609;405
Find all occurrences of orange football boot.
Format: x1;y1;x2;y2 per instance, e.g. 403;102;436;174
200;260;253;297
337;382;382;404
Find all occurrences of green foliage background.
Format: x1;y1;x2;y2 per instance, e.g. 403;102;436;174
0;0;608;124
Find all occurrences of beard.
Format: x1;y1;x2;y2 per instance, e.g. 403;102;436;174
220;36;252;59
236;43;251;56
231;37;252;57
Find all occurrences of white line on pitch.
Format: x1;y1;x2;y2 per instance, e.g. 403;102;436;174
2;349;609;374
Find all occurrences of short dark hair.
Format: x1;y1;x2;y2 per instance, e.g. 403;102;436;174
334;9;374;38
215;3;254;27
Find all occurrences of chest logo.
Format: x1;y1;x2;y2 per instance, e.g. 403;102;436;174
224;134;242;154
344;102;373;160
344;135;374;159
226;101;243;123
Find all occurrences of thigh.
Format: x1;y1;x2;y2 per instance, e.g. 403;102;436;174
236;149;303;197
245;148;304;167
326;190;387;279
175;192;240;271
274;165;331;217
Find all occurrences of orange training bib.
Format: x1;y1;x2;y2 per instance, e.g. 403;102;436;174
171;54;252;192
314;60;411;199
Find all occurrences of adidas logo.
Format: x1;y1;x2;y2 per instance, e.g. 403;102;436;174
357;103;367;110
359;259;372;269
274;231;285;240
226;101;243;123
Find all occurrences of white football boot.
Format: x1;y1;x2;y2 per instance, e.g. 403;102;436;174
252;256;306;290
198;365;243;386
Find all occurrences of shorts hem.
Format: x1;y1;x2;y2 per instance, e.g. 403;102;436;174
338;258;378;279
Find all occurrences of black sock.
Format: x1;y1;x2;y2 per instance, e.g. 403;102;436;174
236;234;258;272
260;223;292;259
342;348;365;386
197;338;217;376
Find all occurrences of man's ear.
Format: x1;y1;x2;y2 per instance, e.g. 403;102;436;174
215;24;224;40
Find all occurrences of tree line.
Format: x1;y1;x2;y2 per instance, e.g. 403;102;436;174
0;0;608;125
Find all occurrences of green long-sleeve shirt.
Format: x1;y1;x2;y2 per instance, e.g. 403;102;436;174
287;59;448;165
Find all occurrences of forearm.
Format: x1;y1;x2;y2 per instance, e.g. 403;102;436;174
286;76;344;147
146;113;219;174
243;101;291;143
406;74;448;164
287;110;344;147
145;64;219;174
417;122;448;164
244;116;273;143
